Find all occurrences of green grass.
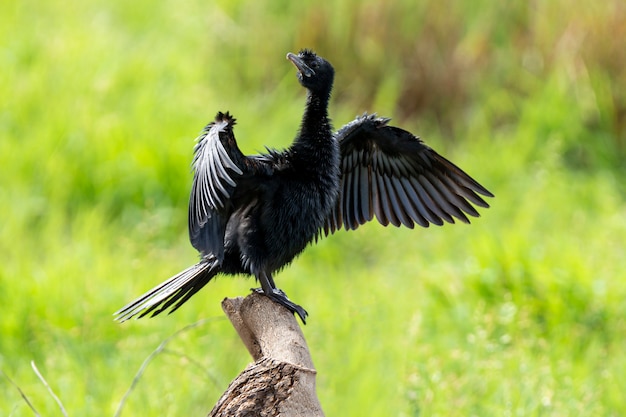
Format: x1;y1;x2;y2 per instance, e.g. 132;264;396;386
2;0;626;415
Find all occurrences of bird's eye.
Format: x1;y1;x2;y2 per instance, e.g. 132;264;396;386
311;62;319;69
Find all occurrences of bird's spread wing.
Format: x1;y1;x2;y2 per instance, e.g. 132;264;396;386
189;112;245;258
324;114;494;234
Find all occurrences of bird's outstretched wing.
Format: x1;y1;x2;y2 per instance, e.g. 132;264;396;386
324;114;494;234
189;111;246;259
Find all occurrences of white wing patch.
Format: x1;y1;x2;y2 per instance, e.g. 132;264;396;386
191;120;243;228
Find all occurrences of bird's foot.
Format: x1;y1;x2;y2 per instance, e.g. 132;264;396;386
251;287;308;324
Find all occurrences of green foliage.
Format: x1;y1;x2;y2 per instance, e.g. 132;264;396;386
1;0;625;415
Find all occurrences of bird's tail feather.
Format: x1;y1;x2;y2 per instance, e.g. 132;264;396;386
114;259;219;322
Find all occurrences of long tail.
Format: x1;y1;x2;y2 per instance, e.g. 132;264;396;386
114;258;220;322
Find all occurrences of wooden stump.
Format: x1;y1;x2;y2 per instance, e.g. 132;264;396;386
209;293;324;416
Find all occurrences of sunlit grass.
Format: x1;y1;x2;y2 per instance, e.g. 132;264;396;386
1;0;625;415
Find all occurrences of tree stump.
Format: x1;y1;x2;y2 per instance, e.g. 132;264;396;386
209;293;324;416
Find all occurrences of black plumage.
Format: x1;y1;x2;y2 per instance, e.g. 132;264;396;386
114;49;493;324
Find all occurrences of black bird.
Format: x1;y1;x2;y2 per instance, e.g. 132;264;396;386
114;49;493;324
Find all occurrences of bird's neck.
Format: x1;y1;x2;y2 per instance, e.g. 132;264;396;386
296;91;332;146
288;89;338;182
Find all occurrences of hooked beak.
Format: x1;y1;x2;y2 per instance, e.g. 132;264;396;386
286;52;315;78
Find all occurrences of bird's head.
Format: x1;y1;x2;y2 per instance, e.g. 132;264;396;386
287;49;334;96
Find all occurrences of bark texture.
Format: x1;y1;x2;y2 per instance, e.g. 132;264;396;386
209;293;324;416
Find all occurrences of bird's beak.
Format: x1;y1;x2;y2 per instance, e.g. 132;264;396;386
286;52;315;78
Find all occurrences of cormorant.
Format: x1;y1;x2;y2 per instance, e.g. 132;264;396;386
114;49;493;324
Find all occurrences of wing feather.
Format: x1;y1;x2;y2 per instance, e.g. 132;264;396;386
188;112;246;257
424;174;471;223
416;175;455;223
325;113;493;235
358;163;372;223
410;176;444;226
381;175;401;227
343;163;354;229
351;163;363;226
398;178;430;227
371;169;389;226
388;176;416;228
437;174;482;217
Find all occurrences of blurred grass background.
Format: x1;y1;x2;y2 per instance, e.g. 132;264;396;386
2;0;625;415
